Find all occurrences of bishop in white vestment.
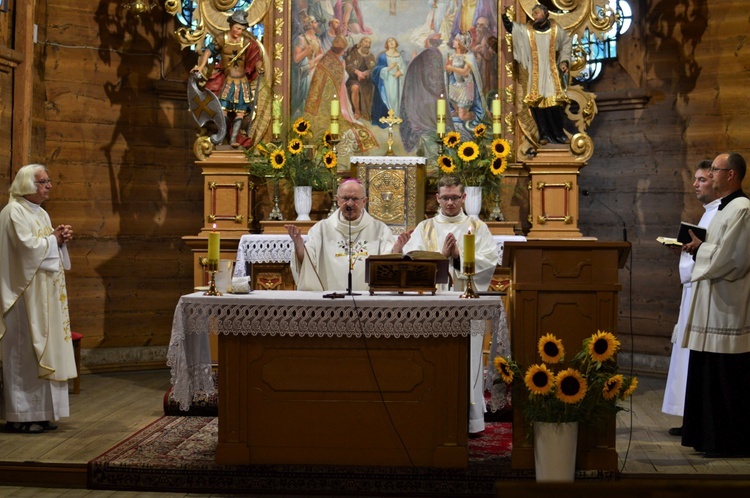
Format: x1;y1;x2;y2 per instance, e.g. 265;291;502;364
0;164;77;433
286;179;396;291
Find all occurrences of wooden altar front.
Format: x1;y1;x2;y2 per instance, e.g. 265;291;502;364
167;291;503;468
502;240;630;471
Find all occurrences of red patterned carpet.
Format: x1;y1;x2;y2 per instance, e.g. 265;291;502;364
88;416;533;495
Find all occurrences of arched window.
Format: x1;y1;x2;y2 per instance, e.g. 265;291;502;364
572;0;632;82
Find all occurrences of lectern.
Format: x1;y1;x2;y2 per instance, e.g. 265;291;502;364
502;240;630;471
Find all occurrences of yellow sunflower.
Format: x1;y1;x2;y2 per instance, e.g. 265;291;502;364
437;154;456;174
292;118;311;136
288;138;304;154
494;357;514;384
473;123;487;138
269;150;286;169
443;132;461;148
491;138;511;158
602;374;624;400
555;368;588;404
457;141;480;162
323;131;334;146
588;330;620;363
490;156;507;176
524;364;554;396
255;143;269;155
537;333;564;364
323;151;337;169
620;377;638;399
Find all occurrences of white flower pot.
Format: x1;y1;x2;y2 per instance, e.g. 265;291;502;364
294;186;313;221
464;186;482;217
533;421;578;482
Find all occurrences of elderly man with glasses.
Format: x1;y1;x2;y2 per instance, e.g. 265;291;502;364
394;175;498;437
1;164;76;434
285;178;397;291
680;152;750;458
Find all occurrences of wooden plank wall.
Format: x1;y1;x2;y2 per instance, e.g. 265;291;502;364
580;0;750;364
0;0;748;372
40;3;201;359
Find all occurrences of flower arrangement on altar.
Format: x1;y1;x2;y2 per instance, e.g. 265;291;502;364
246;117;338;190
494;331;638;429
437;124;511;189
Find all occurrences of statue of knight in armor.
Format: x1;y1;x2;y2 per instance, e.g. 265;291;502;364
192;10;266;147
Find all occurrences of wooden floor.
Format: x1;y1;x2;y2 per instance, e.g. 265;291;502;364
0;371;749;496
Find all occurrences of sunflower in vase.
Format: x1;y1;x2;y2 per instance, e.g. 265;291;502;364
437;124;511;190
247;118;337;190
494;330;638;430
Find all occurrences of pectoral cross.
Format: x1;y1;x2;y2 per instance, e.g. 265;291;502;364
378;109;403;156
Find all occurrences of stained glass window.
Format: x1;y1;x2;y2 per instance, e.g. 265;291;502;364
572;0;632;82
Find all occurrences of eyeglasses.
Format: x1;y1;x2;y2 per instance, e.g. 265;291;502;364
337;196;364;203
710;167;731;173
438;195;463;203
35;179;53;185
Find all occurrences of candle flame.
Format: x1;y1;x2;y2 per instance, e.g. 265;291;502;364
212;223;217;231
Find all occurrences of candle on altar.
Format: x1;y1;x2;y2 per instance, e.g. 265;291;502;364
437;95;446;134
463;230;475;265
272;119;281;135
330;121;339;135
331;95;340;117
492;94;501;134
208;223;220;262
273;99;281;118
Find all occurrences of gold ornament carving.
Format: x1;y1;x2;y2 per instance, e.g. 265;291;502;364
367;170;407;225
569;133;594;162
273;67;283;86
193;136;214;161
274;43;284;60
274;18;284;36
274;0;283;12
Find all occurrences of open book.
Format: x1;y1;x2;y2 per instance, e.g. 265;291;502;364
657;222;708;247
368;250;447;261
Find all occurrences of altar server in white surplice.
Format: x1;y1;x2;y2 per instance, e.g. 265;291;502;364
395;175;499;436
0;164;77;434
285;179;397;291
661;160;719;436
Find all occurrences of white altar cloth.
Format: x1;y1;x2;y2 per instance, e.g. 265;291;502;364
235;234;526;276
167;290;507;411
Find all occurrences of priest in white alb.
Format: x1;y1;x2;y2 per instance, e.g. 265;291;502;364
285;178;398;291
0;164;77;434
395;175;499;436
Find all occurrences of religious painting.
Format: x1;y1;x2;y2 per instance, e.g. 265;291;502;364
289;0;500;161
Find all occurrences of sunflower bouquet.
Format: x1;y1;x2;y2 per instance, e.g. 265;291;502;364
494;331;638;429
246;118;337;190
437;125;511;189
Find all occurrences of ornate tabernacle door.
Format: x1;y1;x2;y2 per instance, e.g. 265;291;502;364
351;156;426;234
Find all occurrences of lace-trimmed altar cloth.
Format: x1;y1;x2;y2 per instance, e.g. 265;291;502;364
166;291;509;411
350;155;426;166
235;234;526;276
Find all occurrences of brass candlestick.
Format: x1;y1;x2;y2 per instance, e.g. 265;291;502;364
436;130;445;156
199;258;222;296
460;262;479;299
329;134;340;154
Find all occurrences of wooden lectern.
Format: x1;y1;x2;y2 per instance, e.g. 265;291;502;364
502;240;630;471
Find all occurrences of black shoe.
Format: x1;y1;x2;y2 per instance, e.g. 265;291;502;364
668;426;683;436
5;422;44;434
39;421;58;431
469;431;484;439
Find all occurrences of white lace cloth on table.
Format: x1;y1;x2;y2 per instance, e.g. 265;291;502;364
166;291;509;411
234;234;527;275
350;156;426;165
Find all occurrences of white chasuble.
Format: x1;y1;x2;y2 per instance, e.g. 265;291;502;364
291;209;396;291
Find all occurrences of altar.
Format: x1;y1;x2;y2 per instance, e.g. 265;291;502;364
166;291;504;468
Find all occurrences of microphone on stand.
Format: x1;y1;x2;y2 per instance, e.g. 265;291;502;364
345;205;360;296
582;190;628;242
